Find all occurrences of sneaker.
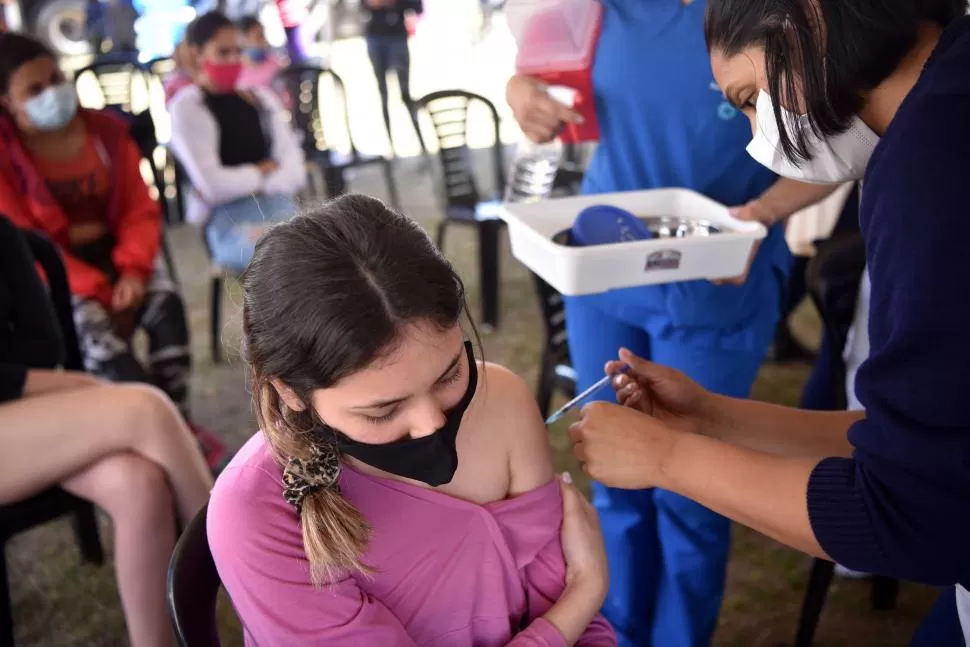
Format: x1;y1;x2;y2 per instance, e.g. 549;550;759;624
190;424;232;475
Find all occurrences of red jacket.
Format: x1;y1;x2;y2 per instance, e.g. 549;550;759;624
0;109;161;306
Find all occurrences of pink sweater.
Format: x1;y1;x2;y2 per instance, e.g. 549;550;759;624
208;434;616;646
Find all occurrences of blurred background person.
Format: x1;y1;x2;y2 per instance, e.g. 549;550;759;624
364;0;426;155
236;14;288;106
0;32;228;471
164;39;195;106
0;212;212;647
169;10;305;273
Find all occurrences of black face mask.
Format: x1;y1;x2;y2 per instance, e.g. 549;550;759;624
323;341;478;487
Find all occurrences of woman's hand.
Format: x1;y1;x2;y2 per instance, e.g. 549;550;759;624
542;473;608;644
112;273;146;313
256;159;280;176
559;473;607;595
569;402;681;490
606;348;717;436
506;75;582;144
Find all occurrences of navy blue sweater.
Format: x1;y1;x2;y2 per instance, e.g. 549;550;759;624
807;17;970;588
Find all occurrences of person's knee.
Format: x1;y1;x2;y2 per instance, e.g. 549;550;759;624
93;452;174;522
112;383;183;439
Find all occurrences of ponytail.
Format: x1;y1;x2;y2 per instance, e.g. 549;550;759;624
253;377;373;586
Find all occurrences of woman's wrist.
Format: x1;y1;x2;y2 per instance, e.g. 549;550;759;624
544;576;606;644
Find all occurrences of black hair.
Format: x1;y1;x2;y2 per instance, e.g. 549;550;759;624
243;194;480;447
186;10;235;48
237;15;263;35
705;0;967;163
0;32;55;95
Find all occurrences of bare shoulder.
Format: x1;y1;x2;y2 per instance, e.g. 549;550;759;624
474;361;555;495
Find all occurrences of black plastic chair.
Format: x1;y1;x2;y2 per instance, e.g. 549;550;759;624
534;275;577;418
413;90;506;330
73;60;150;113
794;232;898;647
0;229;104;647
114;108;180;284
277;64;401;209
167;504;223;647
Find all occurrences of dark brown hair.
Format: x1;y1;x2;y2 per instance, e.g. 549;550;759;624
705;0;967;162
242;194;477;582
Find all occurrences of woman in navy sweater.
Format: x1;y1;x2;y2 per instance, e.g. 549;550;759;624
0;215;212;646
569;0;970;643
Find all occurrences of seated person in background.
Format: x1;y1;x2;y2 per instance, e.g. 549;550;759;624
163;40;195;106
208;194;616;646
236;14;288;106
169;11;305;273
0;214;213;647
0;32;228;470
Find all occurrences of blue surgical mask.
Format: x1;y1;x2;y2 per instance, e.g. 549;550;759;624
245;47;268;63
25;83;78;132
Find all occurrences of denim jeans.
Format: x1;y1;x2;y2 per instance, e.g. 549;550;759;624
205;194;295;273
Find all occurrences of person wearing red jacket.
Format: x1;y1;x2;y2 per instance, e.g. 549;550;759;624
0;33;212;451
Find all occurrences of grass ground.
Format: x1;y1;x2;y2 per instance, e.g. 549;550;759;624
5;154;938;646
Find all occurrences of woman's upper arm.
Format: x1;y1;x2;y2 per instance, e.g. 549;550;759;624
168;94;263;203
207;466;417;646
487;365;556;496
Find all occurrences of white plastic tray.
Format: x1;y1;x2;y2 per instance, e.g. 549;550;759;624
500;189;767;296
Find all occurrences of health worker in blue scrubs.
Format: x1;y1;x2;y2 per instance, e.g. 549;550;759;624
507;1;840;645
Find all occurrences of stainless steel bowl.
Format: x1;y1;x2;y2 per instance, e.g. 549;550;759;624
643;217;721;238
552;216;722;246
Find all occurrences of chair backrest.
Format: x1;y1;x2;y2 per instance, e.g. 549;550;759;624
74;61;149;112
277;64;356;158
145;56;175;80
806;232;867;408
20;231;85;371
533;273;569;359
414;90;505;210
167;504;222;647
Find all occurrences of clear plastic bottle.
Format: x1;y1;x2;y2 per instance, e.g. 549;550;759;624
504;86;577;204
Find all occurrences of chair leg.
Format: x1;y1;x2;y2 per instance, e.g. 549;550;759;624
161;235;179;286
382;160;401;211
211;276;223;364
478;220;501;330
536;351;556;420
794;558;836;647
72;503;104;565
0;550;13;647
871;576;899;611
324;166;347;199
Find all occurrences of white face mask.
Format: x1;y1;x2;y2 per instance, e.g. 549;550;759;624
746;90;880;184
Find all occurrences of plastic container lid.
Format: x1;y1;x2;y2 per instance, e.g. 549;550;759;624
571;204;654;247
507;0;601;73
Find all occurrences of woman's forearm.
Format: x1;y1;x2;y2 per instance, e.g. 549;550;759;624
659;432;829;559
541;580;605;646
758;178;844;224
702;395;861;458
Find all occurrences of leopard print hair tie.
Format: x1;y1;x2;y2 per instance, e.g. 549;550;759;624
282;442;341;511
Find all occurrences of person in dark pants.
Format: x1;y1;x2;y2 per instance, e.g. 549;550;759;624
772;183;861;366
363;0;426;155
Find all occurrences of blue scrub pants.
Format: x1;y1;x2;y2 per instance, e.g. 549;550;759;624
564;277;781;647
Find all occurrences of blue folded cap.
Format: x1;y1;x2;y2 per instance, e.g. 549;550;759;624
570;205;653;247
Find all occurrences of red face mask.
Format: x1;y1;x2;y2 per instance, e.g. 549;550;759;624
202;60;242;92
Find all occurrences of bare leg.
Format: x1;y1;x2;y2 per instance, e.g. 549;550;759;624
63;453;176;647
0;383;211;524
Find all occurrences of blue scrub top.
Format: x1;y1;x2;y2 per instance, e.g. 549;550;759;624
577;0;791;336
